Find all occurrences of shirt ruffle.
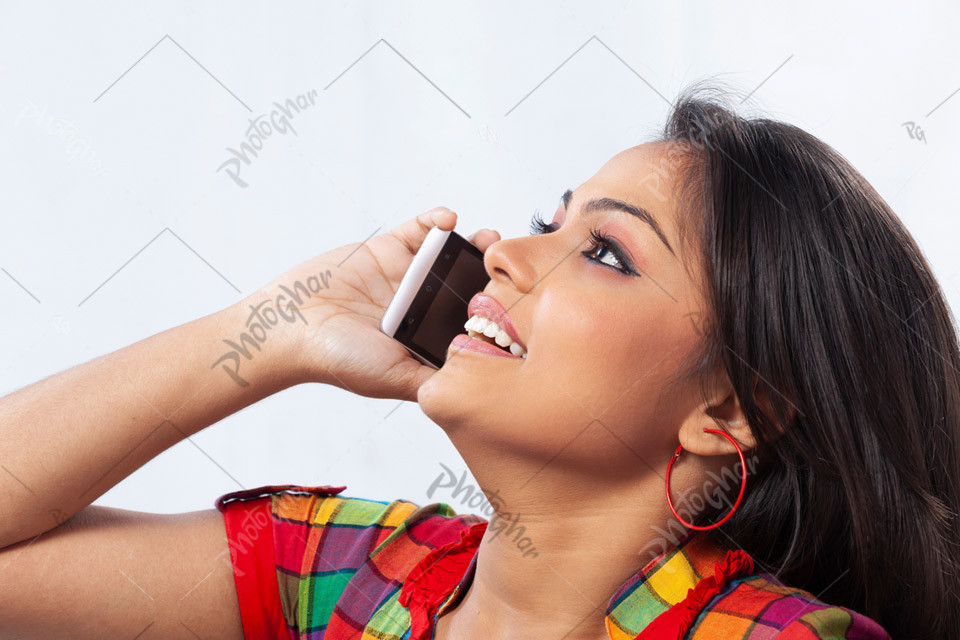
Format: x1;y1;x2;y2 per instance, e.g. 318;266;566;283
635;549;755;639
398;521;488;640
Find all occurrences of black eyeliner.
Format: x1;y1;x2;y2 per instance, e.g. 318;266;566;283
583;227;639;277
529;210;638;277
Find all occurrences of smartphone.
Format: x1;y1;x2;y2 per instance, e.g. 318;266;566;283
379;226;491;368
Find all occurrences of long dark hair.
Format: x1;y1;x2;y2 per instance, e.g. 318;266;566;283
658;81;960;639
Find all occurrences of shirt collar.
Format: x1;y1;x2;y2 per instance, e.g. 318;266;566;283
400;521;740;640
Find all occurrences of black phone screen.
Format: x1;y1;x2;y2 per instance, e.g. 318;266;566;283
392;232;490;367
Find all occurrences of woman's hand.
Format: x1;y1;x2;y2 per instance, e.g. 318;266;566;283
238;207;500;401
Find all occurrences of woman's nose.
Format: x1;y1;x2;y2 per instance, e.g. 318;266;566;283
481;236;540;295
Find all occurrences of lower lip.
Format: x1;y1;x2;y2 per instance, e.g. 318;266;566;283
449;334;523;360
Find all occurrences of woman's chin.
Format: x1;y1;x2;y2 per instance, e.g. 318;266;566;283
416;367;469;432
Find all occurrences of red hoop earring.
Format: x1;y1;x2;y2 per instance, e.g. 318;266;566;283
665;427;747;531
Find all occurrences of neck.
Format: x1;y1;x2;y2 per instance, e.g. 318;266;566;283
432;445;680;640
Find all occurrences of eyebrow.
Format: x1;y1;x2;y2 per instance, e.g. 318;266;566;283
562;189;674;255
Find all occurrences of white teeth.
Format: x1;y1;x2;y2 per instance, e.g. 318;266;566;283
462;314;528;359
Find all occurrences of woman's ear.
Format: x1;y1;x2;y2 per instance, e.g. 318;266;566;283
677;369;757;457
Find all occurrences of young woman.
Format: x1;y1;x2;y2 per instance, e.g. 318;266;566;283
1;83;957;639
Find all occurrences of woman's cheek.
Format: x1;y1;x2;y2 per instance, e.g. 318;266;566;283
539;318;639;413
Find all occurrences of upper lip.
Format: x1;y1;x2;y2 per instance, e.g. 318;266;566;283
467;292;527;352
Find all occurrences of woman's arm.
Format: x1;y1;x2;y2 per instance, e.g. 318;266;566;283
0;207;498;550
0;505;244;639
0;299;303;549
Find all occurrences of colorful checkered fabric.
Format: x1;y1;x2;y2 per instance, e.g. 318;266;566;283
215;484;891;639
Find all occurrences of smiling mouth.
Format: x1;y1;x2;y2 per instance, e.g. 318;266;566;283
449;333;525;359
463;315;527;358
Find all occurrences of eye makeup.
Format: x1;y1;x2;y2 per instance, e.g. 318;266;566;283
529;211;640;277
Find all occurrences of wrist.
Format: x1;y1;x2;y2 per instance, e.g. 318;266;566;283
212;294;312;391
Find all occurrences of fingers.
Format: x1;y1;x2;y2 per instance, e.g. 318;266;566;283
388;207;457;254
391;358;437;402
467;228;501;253
386;207;501;257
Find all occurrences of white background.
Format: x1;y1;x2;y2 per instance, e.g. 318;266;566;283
1;1;958;514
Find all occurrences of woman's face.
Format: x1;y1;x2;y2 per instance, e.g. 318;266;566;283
418;141;709;477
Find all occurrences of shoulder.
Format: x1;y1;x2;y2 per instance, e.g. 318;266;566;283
215;483;485;636
216;482;483;563
688;574;891;639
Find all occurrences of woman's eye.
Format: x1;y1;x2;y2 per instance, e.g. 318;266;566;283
530;211;639;277
582;229;639;277
529;210;558;235
585;244;624;271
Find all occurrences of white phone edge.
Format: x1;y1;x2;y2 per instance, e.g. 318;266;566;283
378;226;452;366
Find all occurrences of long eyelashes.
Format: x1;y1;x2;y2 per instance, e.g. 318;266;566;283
529;210;557;235
582;228;638;276
528;210;639;277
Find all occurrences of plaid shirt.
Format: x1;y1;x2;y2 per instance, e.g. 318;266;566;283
215;484;890;640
